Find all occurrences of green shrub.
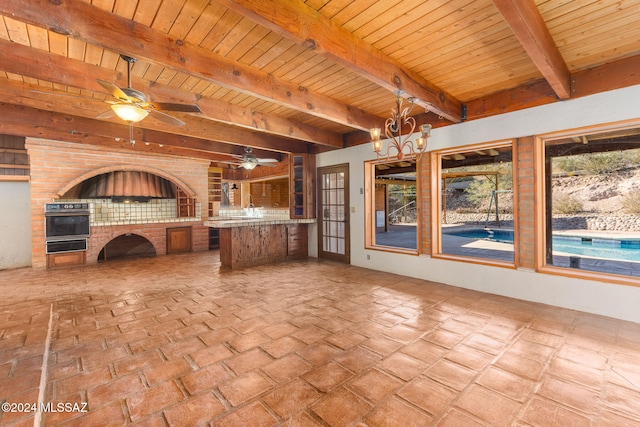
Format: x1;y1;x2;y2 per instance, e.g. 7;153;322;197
553;151;628;175
581;152;626;174
552;193;583;214
464;165;513;207
553;157;581;174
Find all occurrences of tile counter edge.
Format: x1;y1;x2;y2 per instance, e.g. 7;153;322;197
204;218;316;228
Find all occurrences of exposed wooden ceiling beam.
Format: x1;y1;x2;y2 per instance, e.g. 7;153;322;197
0;118;236;162
467;52;640;120
0;76;308;155
344;48;640;149
466;79;558;120
0;102;288;162
218;0;463;124
0;39;343;149
492;0;571;99
571;54;640;98
545;135;640;158
0;0;382;132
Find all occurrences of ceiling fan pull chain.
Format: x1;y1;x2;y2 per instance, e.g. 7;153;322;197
129;124;135;146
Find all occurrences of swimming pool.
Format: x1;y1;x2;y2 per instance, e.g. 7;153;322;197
444;229;640;262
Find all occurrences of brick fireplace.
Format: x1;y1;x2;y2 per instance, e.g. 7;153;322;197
27;139;211;269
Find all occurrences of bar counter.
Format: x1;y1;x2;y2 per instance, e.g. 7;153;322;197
204;216;315;269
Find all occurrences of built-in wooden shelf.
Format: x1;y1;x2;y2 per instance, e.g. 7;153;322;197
208;166;222;217
0;135;29;179
0;176;30;182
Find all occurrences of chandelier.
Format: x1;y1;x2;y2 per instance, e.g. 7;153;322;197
370;96;432;160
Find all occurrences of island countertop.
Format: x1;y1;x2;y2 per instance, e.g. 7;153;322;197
204;217;316;228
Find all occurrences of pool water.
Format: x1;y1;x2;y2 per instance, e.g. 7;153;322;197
552;236;640;262
445;229;640;262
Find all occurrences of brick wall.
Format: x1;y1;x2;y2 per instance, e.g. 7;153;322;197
26;139;211;269
418;155;432;254
516;136;536;269
88;223;210;259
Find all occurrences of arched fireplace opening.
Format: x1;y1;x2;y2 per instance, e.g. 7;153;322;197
98;234;156;262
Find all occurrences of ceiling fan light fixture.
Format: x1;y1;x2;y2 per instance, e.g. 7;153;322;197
111;103;149;123
241;160;258;170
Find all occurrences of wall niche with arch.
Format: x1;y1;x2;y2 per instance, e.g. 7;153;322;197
98;234;156;262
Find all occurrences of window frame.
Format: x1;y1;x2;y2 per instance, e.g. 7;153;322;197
535;119;640;287
431;140;518;268
364;158;420;255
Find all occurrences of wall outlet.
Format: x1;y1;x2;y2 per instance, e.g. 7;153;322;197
366;254;370;260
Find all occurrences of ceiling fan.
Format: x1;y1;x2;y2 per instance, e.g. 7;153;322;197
232;147;279;170
96;54;202;127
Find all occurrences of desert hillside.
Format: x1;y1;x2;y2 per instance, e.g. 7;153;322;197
553;167;640;213
443;166;640;232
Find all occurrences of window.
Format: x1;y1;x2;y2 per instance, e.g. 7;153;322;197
365;159;418;253
538;124;640;279
433;141;515;264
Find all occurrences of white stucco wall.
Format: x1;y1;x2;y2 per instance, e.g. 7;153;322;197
0;182;32;269
310;84;640;324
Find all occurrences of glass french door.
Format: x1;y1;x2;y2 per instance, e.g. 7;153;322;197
317;164;350;263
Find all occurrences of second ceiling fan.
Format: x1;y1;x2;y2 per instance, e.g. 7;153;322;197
232;147;279;170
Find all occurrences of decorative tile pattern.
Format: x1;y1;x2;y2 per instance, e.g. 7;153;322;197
1;251;640;425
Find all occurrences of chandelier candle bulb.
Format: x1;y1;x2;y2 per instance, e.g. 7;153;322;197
372;139;382;153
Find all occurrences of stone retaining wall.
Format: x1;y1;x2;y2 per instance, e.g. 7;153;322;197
442;212;640;232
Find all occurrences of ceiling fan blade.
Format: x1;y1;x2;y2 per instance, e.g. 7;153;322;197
256;158;278;163
148;109;185;126
256;162;276;167
96;79;129;101
145;101;202;113
96;109;115;119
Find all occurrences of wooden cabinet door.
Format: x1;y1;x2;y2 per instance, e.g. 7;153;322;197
47;251;86;268
286;224;308;259
167;227;192;254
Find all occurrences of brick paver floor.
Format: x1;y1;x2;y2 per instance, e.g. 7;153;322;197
1;251;640;426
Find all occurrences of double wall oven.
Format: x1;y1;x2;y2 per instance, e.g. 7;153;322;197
45;203;90;254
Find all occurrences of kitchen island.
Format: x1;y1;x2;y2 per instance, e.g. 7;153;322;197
204;217;315;269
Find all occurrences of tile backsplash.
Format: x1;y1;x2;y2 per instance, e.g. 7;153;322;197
217;208;290;219
58;198;201;225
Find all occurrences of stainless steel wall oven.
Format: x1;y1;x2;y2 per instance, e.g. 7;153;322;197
45;203;90;254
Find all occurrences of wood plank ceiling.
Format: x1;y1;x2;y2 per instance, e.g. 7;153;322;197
0;0;639;165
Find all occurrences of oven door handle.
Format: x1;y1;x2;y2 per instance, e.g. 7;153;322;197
45;211;90;217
